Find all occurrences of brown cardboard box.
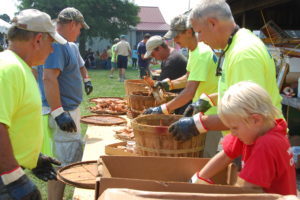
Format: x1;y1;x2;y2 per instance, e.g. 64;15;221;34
95;156;261;199
105;142;137;156
98;188;294;200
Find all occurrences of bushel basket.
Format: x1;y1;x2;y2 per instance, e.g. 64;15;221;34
131;114;206;157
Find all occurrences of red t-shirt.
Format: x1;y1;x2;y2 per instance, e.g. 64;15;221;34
223;119;296;195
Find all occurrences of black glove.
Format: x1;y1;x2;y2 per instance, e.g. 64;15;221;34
144;106;163;114
2;168;41;200
84;80;93;95
183;94;214;117
168;117;200;141
32;153;61;182
154;78;172;91
54;111;77;132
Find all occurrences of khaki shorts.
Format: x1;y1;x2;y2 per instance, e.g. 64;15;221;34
48;107;83;167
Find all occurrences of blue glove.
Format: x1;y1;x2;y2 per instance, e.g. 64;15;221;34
144;104;169;115
32;153;61;182
84;80;93;95
144;106;163;114
183;93;214;117
1;167;41;200
154;78;172;91
55;112;77;133
168;117;200;141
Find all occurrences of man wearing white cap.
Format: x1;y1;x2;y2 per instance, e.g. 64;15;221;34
144;35;187;113
0;9;66;200
34;7;92;199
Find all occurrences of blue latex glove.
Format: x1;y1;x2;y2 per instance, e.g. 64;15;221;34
144;106;163;114
32;153;61;182
55;112;77;132
168;117;200;141
6;175;41;200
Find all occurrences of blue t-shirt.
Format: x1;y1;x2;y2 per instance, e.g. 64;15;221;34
38;42;84;111
137;41;149;67
132;49;138;59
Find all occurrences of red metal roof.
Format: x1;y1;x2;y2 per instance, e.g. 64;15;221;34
137;6;170;31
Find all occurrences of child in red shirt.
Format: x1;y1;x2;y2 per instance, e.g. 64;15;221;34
191;81;297;195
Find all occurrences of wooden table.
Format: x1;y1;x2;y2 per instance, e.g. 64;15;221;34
72;120;127;200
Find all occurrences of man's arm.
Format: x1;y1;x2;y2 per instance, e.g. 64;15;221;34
154;73;188;92
171;73;189;89
0;123;18;173
80;66;93;95
43;68;77;132
43;68;62;110
141;53;147;60
0;123;42;199
80;66;89;79
166;80;199;112
202;114;228;131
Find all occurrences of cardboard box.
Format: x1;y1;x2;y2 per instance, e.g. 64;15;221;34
105;142;137;156
98;188;287;200
95;156;261;199
288;57;300;73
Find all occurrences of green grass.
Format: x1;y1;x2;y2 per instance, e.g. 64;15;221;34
28;67;140;200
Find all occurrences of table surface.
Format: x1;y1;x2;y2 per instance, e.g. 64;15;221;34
72;120;127;200
72;116;300;199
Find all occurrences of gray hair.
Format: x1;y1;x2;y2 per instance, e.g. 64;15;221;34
189;0;234;22
8;26;41;41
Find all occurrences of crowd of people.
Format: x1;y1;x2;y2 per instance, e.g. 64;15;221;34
0;0;298;199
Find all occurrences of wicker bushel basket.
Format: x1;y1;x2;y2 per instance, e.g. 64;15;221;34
128;94;157;112
124;79;151;96
131;114;206;157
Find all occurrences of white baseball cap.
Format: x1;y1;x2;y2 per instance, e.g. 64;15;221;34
12;9;67;44
144;35;165;58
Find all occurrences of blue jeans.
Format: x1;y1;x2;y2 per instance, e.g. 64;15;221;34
0;181;13;200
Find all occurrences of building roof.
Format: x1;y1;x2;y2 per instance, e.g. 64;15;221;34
228;0;300;30
136;6;170;31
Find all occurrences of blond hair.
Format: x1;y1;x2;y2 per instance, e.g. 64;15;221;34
218;81;280;126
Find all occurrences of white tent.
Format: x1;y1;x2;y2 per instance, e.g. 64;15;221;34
0;18;10;34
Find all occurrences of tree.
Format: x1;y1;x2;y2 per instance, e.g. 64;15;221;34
0;14;10;23
17;0;140;53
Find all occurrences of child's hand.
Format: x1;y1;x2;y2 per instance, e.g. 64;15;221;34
190;172;214;184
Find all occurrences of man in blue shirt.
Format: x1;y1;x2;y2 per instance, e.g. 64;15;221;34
36;7;92;200
137;33;151;78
